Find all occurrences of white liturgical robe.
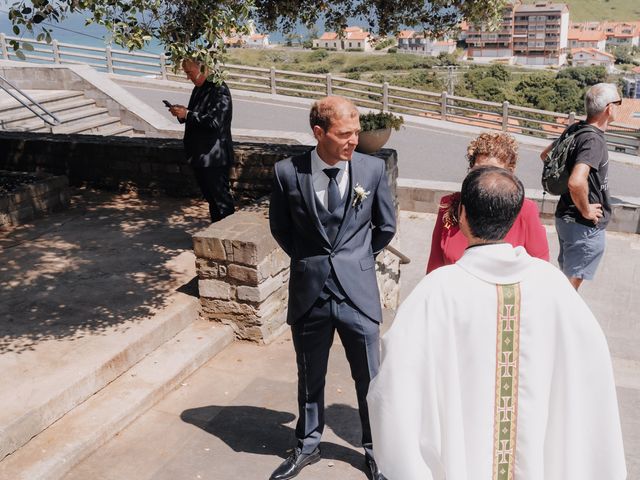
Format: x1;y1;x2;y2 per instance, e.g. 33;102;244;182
368;244;626;480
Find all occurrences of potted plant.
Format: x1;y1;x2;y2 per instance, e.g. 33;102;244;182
357;111;404;154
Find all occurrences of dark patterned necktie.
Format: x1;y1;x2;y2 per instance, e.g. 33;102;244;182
323;168;341;213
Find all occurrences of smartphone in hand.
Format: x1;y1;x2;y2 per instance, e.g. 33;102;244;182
162;100;173;108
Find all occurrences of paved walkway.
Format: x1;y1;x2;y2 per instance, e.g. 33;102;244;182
0;188;211;464
62;211;640;480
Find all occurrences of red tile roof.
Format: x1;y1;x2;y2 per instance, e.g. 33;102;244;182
568;30;606;42
319;32;338;40
571;47;614;59
397;30;415;39
612;98;640;130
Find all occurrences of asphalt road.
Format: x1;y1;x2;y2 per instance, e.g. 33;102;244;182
124;84;640;199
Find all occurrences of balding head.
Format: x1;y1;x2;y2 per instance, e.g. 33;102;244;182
310;96;359;132
460;166;524;242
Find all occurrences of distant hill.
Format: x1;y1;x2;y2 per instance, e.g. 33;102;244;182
522;0;640;22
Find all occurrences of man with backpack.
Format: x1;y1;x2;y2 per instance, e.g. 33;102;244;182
540;83;621;290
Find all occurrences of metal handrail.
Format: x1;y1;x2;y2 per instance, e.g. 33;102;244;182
385;245;411;264
0;74;60;126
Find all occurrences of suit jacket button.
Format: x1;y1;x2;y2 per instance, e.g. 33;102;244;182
330;252;335;257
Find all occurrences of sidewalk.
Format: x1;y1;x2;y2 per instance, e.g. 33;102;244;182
0;188;215;466
62;211;640;480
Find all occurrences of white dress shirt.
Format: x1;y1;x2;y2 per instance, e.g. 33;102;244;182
311;148;350;210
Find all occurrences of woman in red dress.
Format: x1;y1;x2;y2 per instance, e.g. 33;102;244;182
427;132;549;273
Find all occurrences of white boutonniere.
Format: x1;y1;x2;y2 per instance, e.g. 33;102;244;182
352;183;370;208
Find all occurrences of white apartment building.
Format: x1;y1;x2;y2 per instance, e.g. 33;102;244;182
570;48;615;71
604;22;640;48
466;2;570;66
396;30;456;56
568;29;607;51
312;27;372;51
512;3;570;66
466;2;517;58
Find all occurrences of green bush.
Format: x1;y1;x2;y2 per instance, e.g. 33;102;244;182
308;49;329;61
359;111;404;132
375;38;396;50
387;47;397;53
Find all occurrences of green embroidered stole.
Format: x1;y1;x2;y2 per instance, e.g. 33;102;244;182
492;283;521;480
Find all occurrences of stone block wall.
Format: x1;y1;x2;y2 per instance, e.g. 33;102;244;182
398;178;640;234
0;132;311;204
0;172;70;227
0;130;402;340
193;200;290;343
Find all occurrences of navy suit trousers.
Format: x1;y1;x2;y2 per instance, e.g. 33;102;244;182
291;295;380;457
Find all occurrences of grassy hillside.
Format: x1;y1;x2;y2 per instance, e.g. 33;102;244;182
523;0;640;22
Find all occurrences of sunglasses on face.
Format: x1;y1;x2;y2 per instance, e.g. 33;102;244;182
608;99;622;106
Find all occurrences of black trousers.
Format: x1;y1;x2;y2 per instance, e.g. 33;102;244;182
291;295;380;457
192;165;235;223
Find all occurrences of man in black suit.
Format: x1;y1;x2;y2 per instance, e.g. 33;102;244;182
169;60;234;222
269;96;396;480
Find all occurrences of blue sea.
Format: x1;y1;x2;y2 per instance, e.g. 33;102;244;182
0;10;300;54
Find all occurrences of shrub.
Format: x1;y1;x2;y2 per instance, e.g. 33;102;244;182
308;49;329;61
387;47;397;53
359;111;404;132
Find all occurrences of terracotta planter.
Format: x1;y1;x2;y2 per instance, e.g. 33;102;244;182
356;128;392;154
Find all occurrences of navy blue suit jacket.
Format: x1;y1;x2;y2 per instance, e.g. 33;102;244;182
269;151;396;324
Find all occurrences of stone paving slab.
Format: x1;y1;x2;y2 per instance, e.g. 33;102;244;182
0;189;211;460
64;211;640;479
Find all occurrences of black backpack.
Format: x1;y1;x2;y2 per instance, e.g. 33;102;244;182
541;123;598;195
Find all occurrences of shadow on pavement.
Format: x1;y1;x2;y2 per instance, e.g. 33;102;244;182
0;188;209;353
181;404;368;473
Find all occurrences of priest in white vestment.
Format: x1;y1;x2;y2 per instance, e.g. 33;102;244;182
368;166;626;480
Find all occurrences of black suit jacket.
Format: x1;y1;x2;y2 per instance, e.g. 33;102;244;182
269;151;396;324
181;80;234;168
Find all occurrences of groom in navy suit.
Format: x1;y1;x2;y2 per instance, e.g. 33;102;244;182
269;96;396;480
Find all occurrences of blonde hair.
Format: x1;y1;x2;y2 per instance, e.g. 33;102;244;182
309;96;358;132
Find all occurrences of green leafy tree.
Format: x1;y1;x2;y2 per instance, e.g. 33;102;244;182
463;64;511;95
553;78;583;114
514;72;556;106
6;0;507;81
474;77;506;102
610;46;635;65
556;66;607;88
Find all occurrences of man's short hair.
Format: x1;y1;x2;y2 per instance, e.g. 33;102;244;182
309;96;358;132
585;83;619;118
461;166;525;241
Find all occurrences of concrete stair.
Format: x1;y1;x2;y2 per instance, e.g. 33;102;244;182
0;90;135;136
0;293;235;480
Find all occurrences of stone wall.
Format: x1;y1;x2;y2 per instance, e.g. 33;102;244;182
0;130;401;341
398;178;640;235
0;131;310;204
193;200;290;343
0;172;69;227
193;149;401;344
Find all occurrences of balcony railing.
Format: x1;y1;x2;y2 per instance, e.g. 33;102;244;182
1;33;638;155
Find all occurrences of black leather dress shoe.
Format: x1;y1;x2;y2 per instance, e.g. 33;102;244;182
269;447;321;480
365;454;387;480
